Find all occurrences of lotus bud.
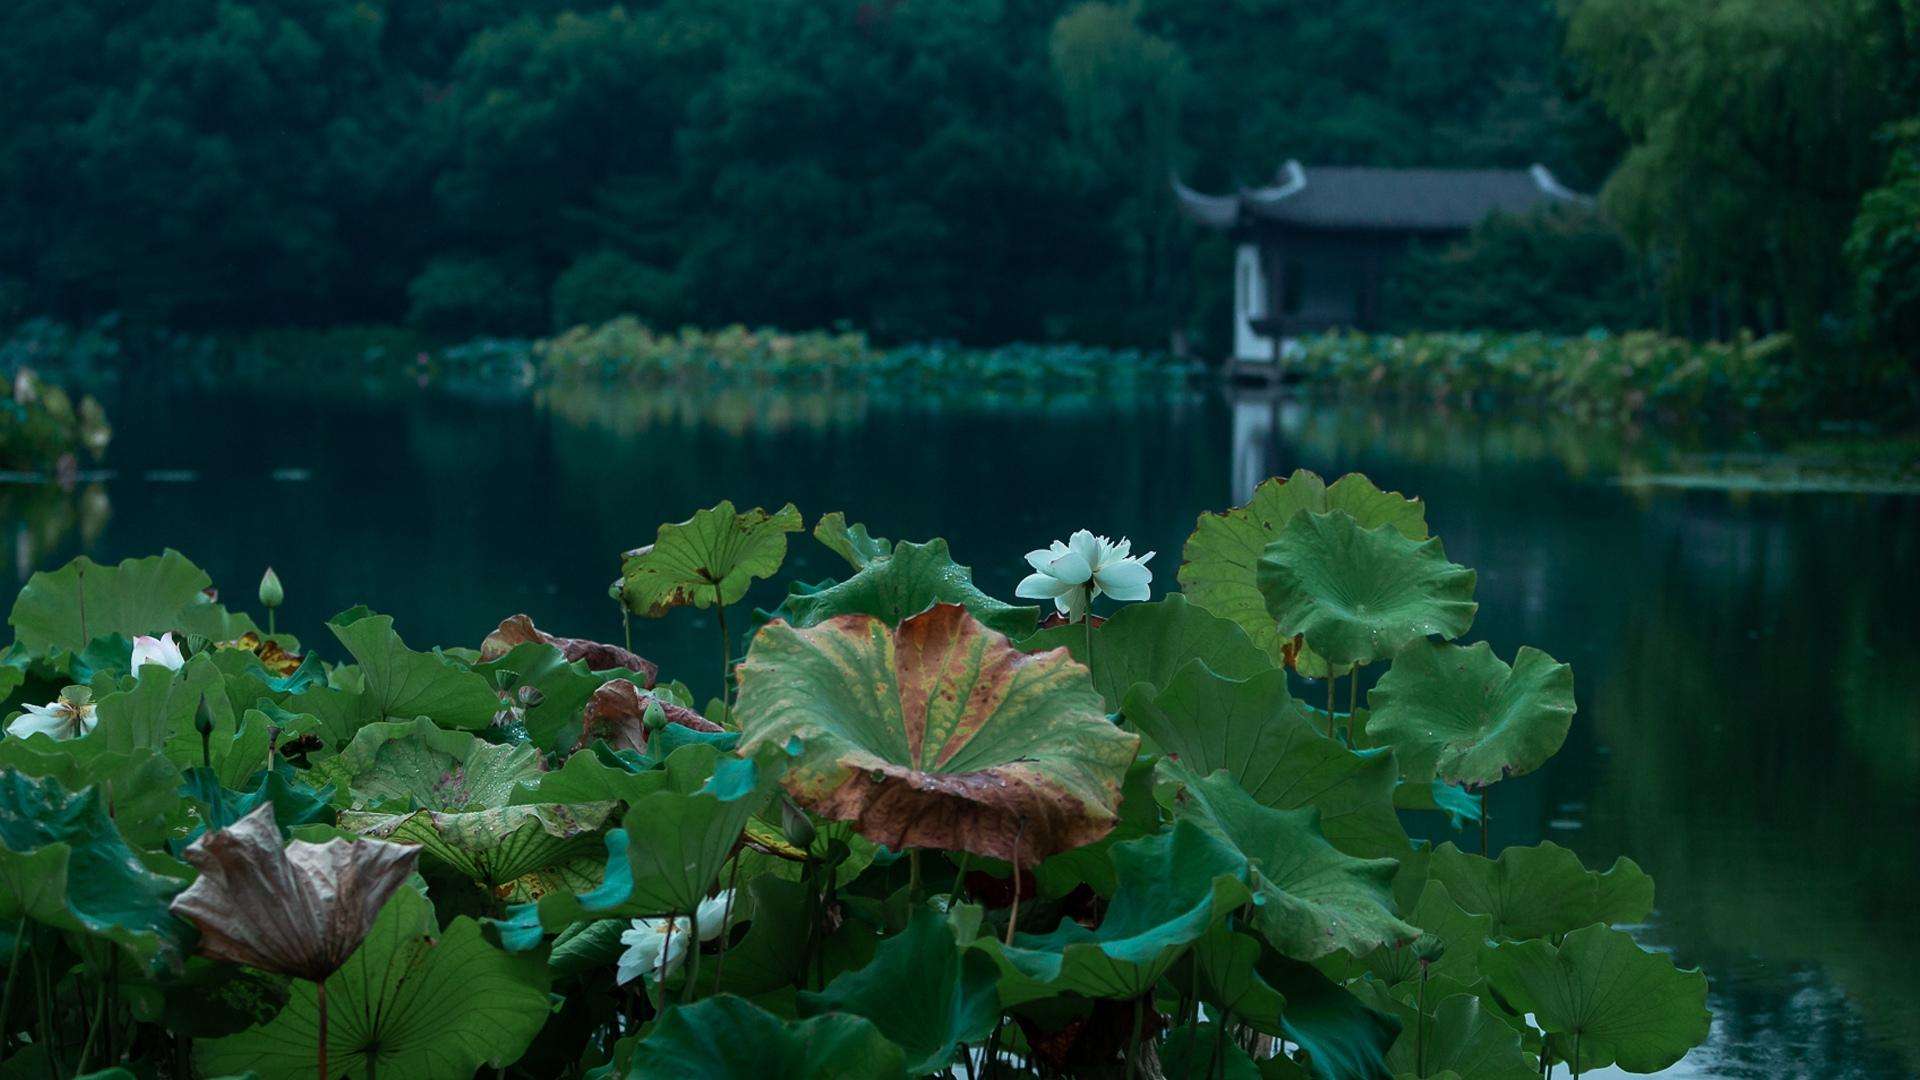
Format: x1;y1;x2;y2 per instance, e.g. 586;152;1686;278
258;567;284;609
779;795;817;850
643;699;668;732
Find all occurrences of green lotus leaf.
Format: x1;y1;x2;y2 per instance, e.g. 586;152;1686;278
318;716;543;809
1366;640;1573;788
1354;881;1492;987
1353;986;1537;1080
1179;771;1415;961
1481;924;1710;1074
975;819;1253;1002
1256;511;1477;668
1261;956;1401;1080
0;771;188;963
628;994;907;1080
0;736;183;847
1180;471;1428;661
492;743;781;948
1125;660;1408;859
199;887;551;1080
87;653;266;787
815;511;893;570
619;500;804;616
342;802;613;889
735;603;1137;865
472;641;617;753
1425;841;1653;941
798;906;999;1075
1161;1022;1262;1080
323;717;611;886
8;549;211;656
776;538;1038;638
179;763;336;847
295;612;502;745
1030;754;1159;897
1194;926;1290;1034
1020;594;1275;710
547;916;629;979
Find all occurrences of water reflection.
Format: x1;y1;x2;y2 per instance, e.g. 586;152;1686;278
3;376;1915;1077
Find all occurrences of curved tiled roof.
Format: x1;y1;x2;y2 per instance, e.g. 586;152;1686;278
1174;160;1584;232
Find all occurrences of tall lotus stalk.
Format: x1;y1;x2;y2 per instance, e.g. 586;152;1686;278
168;804;420;1080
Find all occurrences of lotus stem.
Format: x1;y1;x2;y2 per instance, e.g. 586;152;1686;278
1480;786;1491;856
0;918;23;1064
1571;1031;1581;1080
1004;819;1026;946
683;906;702;1004
717;605;733;709
908;849;922;903
1126;994;1145;1080
621;605;632;657
268;609;276;637
1347;662;1363;746
658;915;677;990
1212;1011;1230;1080
1325;672;1336;738
948;851;971;907
1415;962;1428;1077
1083;610;1095;676
75;964;108;1073
714;855;742;987
316;980;329;1080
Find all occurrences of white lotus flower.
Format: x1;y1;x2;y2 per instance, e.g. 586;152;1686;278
131;632;185;673
614;890;734;986
1016;530;1154;622
6;688;96;740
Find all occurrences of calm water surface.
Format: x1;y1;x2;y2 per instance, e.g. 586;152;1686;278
6;371;1917;1078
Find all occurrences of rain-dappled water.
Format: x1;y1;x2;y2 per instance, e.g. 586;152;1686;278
6;370;1917;1078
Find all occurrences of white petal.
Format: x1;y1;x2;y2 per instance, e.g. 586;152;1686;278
1094;559;1153;601
1067;530;1103;570
1024;548;1057;574
1060;587;1089;623
6;711;64;739
1017;572;1075;600
696;891;734;941
131;633;185;673
1107;537;1132;562
1045;549;1092;585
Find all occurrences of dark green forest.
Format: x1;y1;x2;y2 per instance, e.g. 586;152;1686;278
2;0;1917;355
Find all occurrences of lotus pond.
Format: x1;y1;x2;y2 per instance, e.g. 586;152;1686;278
0;372;1915;1080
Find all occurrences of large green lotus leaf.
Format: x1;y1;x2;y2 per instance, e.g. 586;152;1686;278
1365;640;1573;787
1256;511;1476;668
776;538;1038;638
1125;660;1408;859
492;744;781;948
0;772;188;962
178;764;335;847
1180;772;1414;961
1019;594;1275;711
798;906;999;1075
1481;924;1710;1074
1354;881;1491;988
735;603;1136;865
1179;471;1428;661
296;612;501;745
1425;842;1653;942
629;994;907;1080
7;550;210;655
317;716;542;810
341;802;613;888
0;737;183;848
1161;1022;1263;1080
619;500;803;616
472;641;615;753
1352;985;1536;1080
978;819;1252;1002
1194;927;1290;1034
86;654;259;779
1262;956;1400;1080
199;887;551;1080
814;511;893;570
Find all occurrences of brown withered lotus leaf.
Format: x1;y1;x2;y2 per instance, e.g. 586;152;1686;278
576;678;724;754
735;603;1139;866
168;803;421;981
480;614;658;685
